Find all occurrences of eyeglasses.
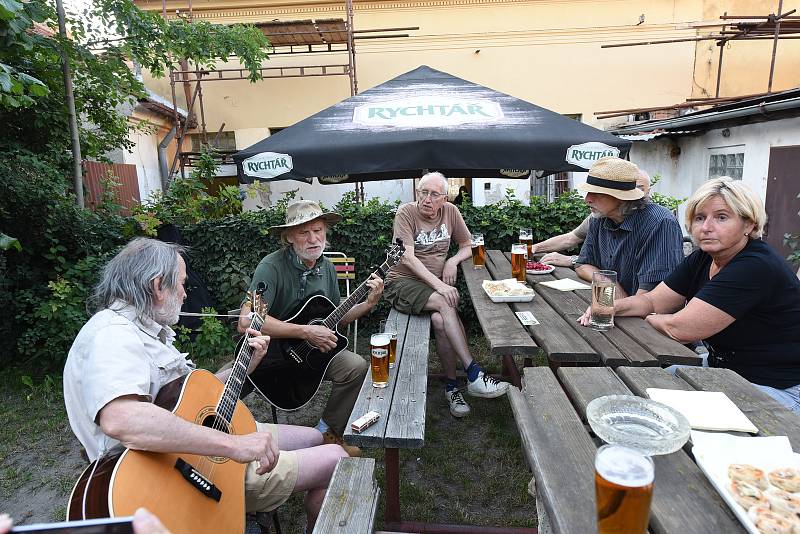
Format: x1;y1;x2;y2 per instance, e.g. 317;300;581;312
417;189;445;200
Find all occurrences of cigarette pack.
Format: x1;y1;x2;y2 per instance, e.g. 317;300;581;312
351;410;380;433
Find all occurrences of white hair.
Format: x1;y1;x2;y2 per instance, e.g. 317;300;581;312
420;171;448;192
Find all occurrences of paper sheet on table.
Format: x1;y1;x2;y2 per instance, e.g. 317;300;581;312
646;389;758;433
691;431;799;534
537;278;591;291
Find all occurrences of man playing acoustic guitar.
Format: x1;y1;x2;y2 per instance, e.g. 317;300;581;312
238;200;384;458
64;238;347;532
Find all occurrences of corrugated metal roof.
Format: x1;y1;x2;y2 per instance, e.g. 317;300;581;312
617;130;697;141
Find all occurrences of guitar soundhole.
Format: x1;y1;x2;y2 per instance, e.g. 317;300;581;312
200;414;231;463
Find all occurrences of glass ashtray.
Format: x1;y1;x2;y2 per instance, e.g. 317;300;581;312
587;395;690;456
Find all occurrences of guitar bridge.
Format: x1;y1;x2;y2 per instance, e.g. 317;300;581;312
288;349;302;363
175;457;222;502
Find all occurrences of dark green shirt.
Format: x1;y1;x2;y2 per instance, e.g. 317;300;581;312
248;248;340;321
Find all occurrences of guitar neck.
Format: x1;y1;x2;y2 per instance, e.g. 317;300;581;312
216;314;263;425
322;260;391;329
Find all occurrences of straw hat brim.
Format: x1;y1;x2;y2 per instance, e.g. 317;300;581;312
577;182;644;201
268;212;342;235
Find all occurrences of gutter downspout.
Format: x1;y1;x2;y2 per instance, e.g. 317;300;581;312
613;97;800;135
159;125;177;190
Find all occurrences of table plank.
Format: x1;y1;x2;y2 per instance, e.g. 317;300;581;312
485;251;597;363
517;367;597;534
461;257;538;356
384;313;429;449
344;309;411;448
616;367;695;397
558;367;745;534
676;367;800;450
551;267;701;366
313;457;379;534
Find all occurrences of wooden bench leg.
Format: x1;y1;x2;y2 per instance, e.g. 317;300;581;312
385;448;401;523
502;354;522;388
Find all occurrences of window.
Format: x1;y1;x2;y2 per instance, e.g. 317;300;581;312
190;131;236;152
531;172;569;202
708;149;744;180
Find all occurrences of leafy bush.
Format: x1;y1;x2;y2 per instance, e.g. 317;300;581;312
174;308;237;369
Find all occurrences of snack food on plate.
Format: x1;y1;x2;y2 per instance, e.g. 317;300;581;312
730;480;767;509
764;487;800;519
526;261;552;272
482;280;533;297
729;463;769;490
747;507;797;534
769;468;800;493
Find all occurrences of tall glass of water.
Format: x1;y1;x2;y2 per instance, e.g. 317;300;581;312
590;270;617;331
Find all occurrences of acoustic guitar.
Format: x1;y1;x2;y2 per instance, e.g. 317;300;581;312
67;289;269;534
245;241;404;411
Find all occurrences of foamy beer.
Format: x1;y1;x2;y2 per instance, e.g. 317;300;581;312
519;227;534;258
370;333;391;388
471;233;485;268
595;444;654;534
511;243;527;283
380;320;398;368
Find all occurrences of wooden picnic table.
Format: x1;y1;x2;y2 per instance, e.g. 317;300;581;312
460;250;702;383
508;365;800;534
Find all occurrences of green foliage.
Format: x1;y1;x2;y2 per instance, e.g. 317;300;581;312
649;174;686;214
173;308;237;369
785;193;800;265
20;373;59;402
0;0;50;109
1;232;21;251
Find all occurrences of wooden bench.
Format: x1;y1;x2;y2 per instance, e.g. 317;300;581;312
312;457;379;534
343;308;431;526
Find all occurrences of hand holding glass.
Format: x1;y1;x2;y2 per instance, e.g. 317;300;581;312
590;270;617;331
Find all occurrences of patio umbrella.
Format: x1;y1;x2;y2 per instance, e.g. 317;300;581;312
234;65;630;184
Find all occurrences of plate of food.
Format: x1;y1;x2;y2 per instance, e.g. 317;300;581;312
692;431;800;534
481;279;535;303
526;261;555;274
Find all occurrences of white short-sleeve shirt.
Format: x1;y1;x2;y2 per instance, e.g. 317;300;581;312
63;302;194;461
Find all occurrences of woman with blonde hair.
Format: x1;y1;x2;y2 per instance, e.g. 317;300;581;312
580;177;800;412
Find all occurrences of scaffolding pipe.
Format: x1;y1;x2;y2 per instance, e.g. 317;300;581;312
768;0;785;93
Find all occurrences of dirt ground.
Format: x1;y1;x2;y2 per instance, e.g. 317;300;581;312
0;344;535;532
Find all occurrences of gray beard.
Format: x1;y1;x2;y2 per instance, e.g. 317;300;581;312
153;291;182;326
295;245;325;265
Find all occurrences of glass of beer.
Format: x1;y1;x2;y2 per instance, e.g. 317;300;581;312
471;233;485;268
590;270;617;331
369;333;390;388
379;319;398;368
519;227;534;258
511;243;527;283
595;444;654;534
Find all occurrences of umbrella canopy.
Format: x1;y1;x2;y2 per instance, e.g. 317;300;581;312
234;65;630;184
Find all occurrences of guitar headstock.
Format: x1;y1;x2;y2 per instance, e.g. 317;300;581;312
246;282;268;322
386;239;405;267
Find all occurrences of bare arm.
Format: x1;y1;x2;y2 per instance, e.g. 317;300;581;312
534;231;583;254
578;281;685;326
646;297;735;343
339;274;384;326
575;263;630;297
97;396;279;474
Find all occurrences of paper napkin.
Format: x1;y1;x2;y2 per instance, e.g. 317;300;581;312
537;278;591;291
646;388;758;433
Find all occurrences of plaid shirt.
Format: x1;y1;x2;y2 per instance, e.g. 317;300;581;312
577;202;683;295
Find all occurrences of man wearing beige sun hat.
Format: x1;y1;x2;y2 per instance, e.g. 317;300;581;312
574;156;683;297
237;200;384;457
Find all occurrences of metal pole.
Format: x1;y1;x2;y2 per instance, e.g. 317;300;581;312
715;13;727;98
55;0;84;208
768;0;784;93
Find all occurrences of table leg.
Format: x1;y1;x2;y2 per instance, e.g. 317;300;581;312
385;447;400;523
502;354;522;388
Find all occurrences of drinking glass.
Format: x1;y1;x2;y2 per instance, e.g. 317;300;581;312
369;333;390;387
519;227;533;258
511;243;527;283
379;319;398;368
471;233;485;268
595;444;654;534
590;270;617;331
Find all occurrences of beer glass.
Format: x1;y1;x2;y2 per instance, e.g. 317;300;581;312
471;233;485;268
590;270;617;331
369;333;390;388
519;227;534;258
595;444;654;534
379;319;398;368
511;244;527;283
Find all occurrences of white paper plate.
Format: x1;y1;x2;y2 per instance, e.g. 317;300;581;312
486;293;534;303
482;279;534;302
692;431;800;534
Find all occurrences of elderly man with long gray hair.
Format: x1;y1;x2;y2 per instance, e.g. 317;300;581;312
63;238;347;532
575;157;684;297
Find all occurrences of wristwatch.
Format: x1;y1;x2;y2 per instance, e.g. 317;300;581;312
570;255;579;266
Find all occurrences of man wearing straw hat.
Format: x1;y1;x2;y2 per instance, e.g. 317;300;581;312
238;200;383;457
575;156;683;297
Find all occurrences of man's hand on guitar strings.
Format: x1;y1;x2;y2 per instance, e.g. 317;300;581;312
232;431;280;475
305;324;338;352
365;273;385;307
245;328;270;374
